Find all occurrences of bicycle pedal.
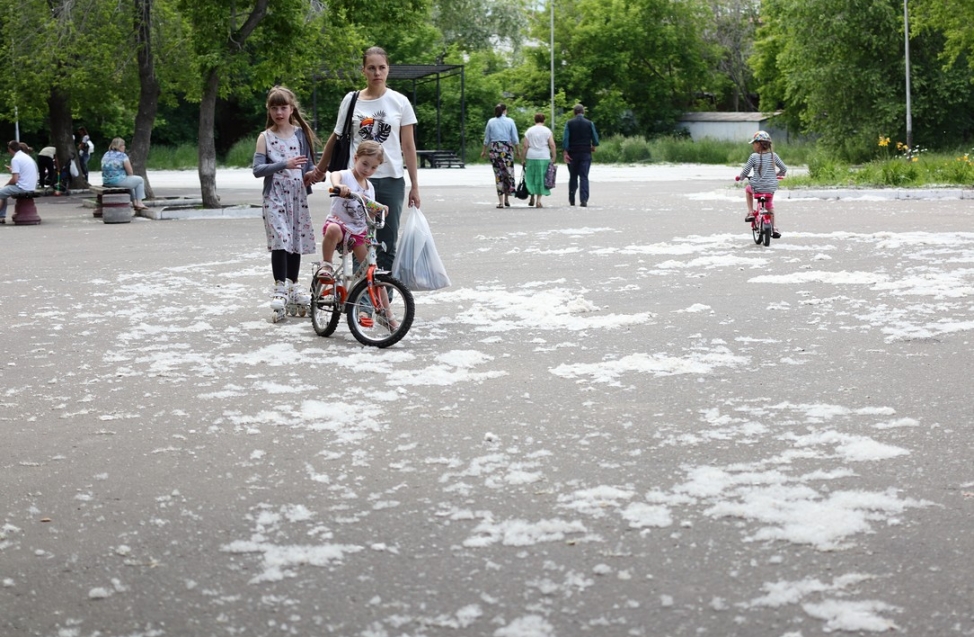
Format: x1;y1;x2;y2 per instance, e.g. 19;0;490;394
358;315;375;328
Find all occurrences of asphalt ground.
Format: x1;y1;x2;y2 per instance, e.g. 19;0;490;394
1;165;973;637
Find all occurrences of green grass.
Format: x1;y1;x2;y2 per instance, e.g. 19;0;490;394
786;151;974;188
87;141;255;171
225;138;256;168
146;144;208;170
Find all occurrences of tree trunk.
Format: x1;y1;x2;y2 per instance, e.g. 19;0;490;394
46;87;84;190
130;0;161;200
195;0;269;208
198;68;221;209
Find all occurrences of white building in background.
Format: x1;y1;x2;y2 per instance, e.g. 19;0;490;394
678;111;788;142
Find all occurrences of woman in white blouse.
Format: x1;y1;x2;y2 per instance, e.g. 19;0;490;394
521;113;556;208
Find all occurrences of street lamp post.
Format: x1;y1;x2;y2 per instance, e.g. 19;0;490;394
550;0;555;128
904;0;913;149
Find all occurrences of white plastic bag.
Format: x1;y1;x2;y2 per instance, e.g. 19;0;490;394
69;158;79;178
392;207;451;291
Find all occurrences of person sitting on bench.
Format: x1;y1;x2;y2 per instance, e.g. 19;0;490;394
0;140;39;224
101;137;148;211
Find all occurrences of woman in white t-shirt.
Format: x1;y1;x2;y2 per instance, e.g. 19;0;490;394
521;113;556;208
312;46;420;273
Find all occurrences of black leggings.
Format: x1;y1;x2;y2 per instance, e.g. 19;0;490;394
271;250;302;283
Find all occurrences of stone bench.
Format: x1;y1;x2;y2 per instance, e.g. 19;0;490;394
89;186;132;223
11;190;41;225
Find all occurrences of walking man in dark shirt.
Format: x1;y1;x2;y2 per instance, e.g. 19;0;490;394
562;103;599;207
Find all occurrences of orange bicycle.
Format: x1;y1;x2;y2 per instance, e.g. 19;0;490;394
309;189;415;348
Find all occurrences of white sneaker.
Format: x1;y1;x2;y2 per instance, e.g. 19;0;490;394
270;280;287;311
288;280;310;306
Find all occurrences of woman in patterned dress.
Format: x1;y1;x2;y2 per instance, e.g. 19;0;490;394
480;103;521;208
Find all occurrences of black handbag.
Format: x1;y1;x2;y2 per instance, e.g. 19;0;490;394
514;166;529;200
327;91;359;173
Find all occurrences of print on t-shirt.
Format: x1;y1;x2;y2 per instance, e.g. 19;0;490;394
358;110;392;145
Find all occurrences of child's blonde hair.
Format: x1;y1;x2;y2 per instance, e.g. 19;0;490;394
266;85;319;150
355;140;385;163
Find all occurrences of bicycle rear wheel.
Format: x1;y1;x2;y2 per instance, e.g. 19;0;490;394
762;225;772;246
345;274;415;348
311;279;342;337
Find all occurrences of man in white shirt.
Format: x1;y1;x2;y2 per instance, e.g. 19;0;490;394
0;140;39;223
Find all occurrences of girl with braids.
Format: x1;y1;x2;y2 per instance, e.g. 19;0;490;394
738;130;788;238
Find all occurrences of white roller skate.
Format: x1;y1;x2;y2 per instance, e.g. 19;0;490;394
270;280;288;323
286;280;310;318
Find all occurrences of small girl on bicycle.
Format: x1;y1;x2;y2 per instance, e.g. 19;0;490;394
739;130;787;238
319;140;398;329
319;140;389;278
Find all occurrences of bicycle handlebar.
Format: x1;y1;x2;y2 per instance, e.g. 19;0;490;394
327;187;386;229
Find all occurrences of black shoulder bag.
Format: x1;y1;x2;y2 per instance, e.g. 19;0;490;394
327;91;359;173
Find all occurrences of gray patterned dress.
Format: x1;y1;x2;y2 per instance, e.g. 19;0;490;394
262;130;315;255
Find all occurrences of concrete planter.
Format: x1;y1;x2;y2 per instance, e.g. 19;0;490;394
101;193;133;224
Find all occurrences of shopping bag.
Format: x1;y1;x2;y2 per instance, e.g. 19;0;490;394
392;207;451;291
544;163;557;189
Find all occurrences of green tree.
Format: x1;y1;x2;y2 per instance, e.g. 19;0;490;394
0;0;131;187
521;0;720;137
130;0;162;198
751;0;974;159
431;0;528;54
912;0;974;66
176;0;302;206
707;0;761;111
175;0;435;206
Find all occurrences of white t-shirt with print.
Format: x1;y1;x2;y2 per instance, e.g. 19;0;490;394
334;89;417;179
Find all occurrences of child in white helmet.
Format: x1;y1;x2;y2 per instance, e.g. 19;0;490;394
738;130;787;238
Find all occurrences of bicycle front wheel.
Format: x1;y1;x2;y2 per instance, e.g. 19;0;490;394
345;274;415;348
752;222;762;244
311;279;342;337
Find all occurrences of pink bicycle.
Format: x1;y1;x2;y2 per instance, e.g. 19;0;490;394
737;175;782;247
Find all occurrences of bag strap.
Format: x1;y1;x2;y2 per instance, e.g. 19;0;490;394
341;91;359;137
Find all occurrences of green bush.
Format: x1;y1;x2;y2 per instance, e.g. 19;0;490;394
659;136;733;163
807;155;849;182
593;135;628;163
225;138;256;168
877;160;918;186
596;135;743;164
619;136;652;163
